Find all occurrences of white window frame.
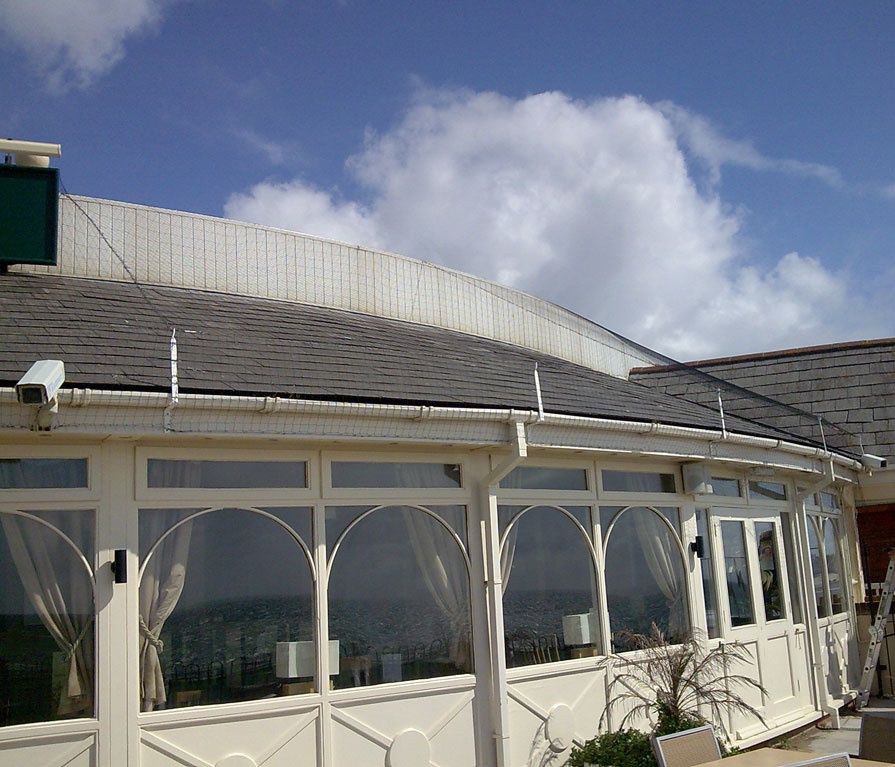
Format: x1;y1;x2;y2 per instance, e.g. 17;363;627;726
135;447;317;502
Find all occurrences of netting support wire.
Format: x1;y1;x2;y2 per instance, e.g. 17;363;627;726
717;388;727;440
818;416;828;454
164;329;179;432
533;363;544;422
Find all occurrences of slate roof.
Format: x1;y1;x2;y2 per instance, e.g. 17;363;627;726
0;272;824;444
631;340;894;459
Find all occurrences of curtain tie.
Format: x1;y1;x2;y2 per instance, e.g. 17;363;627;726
139;615;164;652
64;616;95;662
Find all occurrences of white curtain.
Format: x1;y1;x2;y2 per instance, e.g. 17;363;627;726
632;509;685;636
500;522;518;587
1;513;94;717
139;511;193;711
401;507;471;670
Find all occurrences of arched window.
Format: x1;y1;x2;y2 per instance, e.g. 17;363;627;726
327;505;472;687
499;505;599;666
138;507;313;710
601;506;688;650
0;510;94;725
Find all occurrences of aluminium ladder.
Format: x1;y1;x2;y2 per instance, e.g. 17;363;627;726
857;550;895;708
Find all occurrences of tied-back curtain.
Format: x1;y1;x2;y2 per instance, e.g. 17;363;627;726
400;507;471;670
139;511;193;711
632;509;685;636
1;513;94;717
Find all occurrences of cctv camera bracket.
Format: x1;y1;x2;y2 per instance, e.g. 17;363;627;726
33;399;58;431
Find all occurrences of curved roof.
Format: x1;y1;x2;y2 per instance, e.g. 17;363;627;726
18;195;665;378
0;271;815;445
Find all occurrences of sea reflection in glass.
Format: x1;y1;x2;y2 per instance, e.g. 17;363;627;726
139;507;313;710
327;505;472;688
0;510;94;725
721;521;755;627
601;506;687;649
499;506;598;666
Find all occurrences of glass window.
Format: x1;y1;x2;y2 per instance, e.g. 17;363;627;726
601;506;688;649
823;519;845;614
0;458;88;489
602;470;676;493
780;512;803;624
756;522;785;621
721;521;755;627
501;466;588;491
711;477;741;497
327;506;471;687
139;507;313;710
749;480;787;501
147;459;307;489
695;510;720;639
807;518;828;618
819;492;841;512
0;510;94;726
499;506;598;666
331;462;461;488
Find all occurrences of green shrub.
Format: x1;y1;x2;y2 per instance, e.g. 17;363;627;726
567;728;656;767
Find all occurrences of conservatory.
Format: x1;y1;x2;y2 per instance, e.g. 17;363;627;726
0;193;867;767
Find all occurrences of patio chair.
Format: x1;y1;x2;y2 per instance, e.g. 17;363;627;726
859;710;895;762
651;724;721;767
780;753;851;767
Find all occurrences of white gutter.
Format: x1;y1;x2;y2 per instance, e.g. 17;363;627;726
0;387;863;473
481;422;528;767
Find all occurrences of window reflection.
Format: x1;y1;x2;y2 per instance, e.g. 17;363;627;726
602;506;687;649
139;507;313;710
807;519;828;618
500;466;588;491
696;510;720;639
147;459;307;489
756;522;785;621
0;510;94;726
327;506;472;687
0;458;88;489
721;521;755;627
330;462;461;488
500;506;598;666
823;519;845;614
602;471;676;493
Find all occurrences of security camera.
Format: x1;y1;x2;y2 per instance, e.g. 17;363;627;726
15;360;65;405
861;454;888;471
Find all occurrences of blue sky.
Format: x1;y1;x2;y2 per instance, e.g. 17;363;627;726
2;1;894;360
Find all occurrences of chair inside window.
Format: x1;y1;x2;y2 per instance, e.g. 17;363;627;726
780;753;852;767
651;724;721;767
859;710;895;762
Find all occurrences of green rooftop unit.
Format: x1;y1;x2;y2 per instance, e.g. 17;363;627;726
0;163;60;267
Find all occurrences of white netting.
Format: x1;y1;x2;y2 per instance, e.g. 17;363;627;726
21;194;661;378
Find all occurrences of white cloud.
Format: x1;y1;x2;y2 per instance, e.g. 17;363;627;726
224;89;860;360
0;0;170;91
661;102;843;189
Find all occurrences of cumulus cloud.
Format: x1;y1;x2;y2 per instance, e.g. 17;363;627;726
224;89;858;360
0;0;170;91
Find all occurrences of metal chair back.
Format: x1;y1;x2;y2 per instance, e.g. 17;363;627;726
651;725;721;767
780;753;852;767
